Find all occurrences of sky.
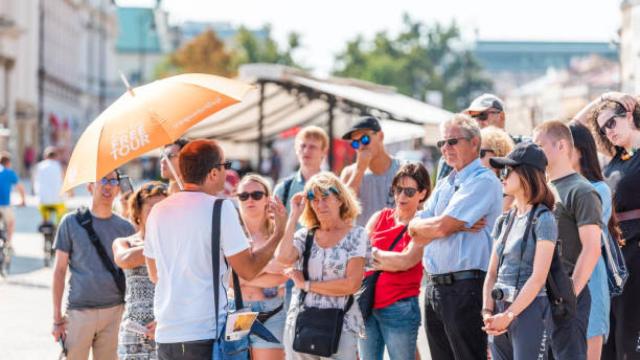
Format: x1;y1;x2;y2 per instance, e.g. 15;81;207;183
117;0;622;75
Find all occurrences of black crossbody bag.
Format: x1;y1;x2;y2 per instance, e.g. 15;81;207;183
75;208;126;295
357;225;408;321
292;229;354;357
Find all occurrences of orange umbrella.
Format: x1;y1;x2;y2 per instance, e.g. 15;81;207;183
62;73;253;192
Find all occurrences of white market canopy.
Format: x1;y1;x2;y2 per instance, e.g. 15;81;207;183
187;64;452;163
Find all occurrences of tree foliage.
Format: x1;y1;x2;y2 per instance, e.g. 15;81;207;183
156;25;303;79
333;14;493;111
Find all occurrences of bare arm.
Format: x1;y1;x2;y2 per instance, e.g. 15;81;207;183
113;238;145;269
15;183;26;206
290;258;365;297
227;229;285;281
51;250;69;341
482;244;500;315
341;165;367;196
145;257;158;284
372;241;423;272
572;224;602;295
275;192;306;266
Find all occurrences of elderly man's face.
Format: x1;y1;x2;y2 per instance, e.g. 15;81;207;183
439;125;479;171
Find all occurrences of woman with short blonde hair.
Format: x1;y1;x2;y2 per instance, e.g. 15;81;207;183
276;172;367;360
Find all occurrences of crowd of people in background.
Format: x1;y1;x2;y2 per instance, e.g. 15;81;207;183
28;89;640;360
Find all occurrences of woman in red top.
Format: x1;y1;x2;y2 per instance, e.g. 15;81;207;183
359;163;431;360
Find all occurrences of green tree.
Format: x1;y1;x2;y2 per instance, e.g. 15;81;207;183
334;15;492;111
171;30;235;76
231;25;303;68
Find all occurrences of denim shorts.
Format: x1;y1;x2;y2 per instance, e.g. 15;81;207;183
587;256;610;339
238;297;286;349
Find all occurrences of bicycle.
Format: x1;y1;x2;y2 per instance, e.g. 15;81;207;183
39;205;62;267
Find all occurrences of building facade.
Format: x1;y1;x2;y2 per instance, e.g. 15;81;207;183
621;0;640;95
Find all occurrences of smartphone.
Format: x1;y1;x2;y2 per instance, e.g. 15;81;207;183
119;175;133;194
58;337;67;356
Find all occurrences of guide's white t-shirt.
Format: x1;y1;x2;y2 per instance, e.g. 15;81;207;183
144;192;249;343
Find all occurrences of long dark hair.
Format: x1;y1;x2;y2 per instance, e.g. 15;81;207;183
569;121;622;242
513;165;555;210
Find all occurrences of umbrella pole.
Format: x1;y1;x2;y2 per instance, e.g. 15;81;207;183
162;153;184;191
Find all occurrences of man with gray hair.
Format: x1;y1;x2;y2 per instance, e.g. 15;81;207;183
409;114;503;360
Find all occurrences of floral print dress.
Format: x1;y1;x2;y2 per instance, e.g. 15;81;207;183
285;226;369;337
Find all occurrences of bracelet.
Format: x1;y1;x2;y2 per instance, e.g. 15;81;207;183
304;281;310;292
481;308;493;316
53;317;66;326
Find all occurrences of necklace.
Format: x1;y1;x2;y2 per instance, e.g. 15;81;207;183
621;148;637;161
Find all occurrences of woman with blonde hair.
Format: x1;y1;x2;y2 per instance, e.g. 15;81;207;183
481;126;516;212
233;173;288;360
276;172;367;360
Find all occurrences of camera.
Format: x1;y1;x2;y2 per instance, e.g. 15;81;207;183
491;285;518;302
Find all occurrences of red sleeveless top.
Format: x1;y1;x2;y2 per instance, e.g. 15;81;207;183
369;208;423;309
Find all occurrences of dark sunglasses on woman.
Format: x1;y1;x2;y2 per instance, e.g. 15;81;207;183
480;148;495;158
499;167;515;181
237;191;266;201
598;113;625;136
394;186;418;198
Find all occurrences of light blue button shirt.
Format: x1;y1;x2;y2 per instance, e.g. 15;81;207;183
419;158;503;275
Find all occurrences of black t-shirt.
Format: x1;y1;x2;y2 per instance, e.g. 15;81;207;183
605;149;640;240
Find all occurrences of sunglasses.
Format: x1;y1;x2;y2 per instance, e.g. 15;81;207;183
350;135;371;149
394;186;418;198
499;167;515;181
237;191;266;201
480;148;495;158
136;183;169;207
306;186;340;201
471;110;501;121
213;160;232;170
598;114;624;136
436;137;468;149
100;178;120;186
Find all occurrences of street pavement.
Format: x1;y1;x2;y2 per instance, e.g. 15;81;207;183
1;193;431;359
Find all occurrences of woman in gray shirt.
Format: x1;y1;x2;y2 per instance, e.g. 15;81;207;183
482;142;558;360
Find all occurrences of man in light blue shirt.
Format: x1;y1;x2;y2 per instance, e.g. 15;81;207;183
409;114;503;360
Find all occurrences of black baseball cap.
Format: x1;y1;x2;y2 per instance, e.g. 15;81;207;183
341;116;382;140
489;142;548;171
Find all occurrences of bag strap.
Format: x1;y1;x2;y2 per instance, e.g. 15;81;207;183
211;198;224;338
514;204;543;291
371;225;408;277
282;176;295;209
75;208;125;295
299;228;353;312
232;271;244;310
387;225;408;252
496;209;517;270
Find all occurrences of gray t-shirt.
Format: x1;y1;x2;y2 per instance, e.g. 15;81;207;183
549;173;603;274
54;211;135;310
493;206;557;291
356;158;402;227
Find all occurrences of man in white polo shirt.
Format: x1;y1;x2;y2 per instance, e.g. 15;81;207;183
144;139;287;359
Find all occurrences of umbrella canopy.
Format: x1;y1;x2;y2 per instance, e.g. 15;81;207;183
62;73;253;192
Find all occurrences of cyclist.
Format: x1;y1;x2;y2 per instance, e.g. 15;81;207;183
0;151;26;246
33;147;66;225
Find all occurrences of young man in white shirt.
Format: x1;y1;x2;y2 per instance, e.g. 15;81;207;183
144;139;287;360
